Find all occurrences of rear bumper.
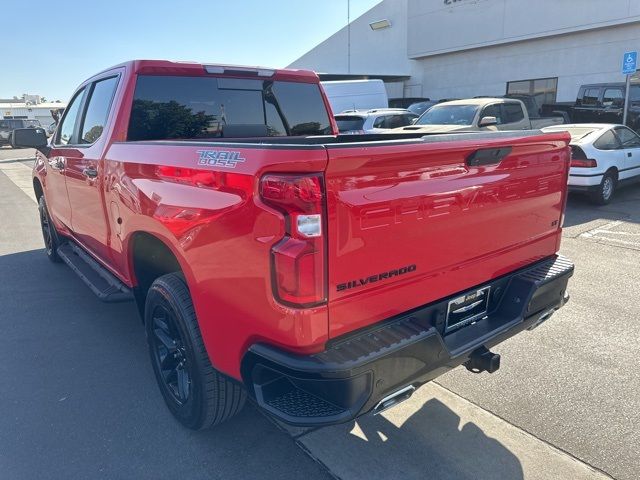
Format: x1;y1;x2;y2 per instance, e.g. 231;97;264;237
569;173;603;189
568;185;599;194
242;255;574;426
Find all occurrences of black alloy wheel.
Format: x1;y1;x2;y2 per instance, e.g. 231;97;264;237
150;303;192;404
145;273;245;429
38;196;62;262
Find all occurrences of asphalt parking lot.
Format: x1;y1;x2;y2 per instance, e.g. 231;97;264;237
1;147;638;480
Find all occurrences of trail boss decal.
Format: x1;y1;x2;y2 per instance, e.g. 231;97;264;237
197;150;246;168
337;264;417;292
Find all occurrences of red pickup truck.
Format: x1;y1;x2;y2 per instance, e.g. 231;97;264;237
13;60;574;430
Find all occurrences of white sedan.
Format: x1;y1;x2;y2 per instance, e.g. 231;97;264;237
542;123;640;204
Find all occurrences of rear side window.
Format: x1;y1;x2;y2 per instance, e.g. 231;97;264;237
594;130;621;150
127;75;332;140
504;103;525;123
56;88;86;145
335;116;365;132
481;104;503;124
581;88;600;106
602;88;624;107
373;114;417;129
615;127;640;147
80;76;119;144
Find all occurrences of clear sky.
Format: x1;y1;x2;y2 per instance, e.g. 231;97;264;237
2;0;380;102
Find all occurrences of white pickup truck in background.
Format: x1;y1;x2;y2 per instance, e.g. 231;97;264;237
394;97;565;134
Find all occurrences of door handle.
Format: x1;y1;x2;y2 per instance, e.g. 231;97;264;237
82;167;98;178
467;147;512;166
628;152;633;158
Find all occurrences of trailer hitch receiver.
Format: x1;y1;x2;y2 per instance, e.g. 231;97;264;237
464;346;501;374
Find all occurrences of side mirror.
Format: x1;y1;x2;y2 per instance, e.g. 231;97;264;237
479;116;498;127
11;128;48;150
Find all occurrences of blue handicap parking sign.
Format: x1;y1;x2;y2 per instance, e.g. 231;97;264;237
622;51;637;75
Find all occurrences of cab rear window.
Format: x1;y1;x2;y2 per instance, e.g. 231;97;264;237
127;75;332;140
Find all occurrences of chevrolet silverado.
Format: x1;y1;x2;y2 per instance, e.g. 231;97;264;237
12;60;574;430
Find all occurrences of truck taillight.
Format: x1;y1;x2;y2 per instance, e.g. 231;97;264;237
570;159;597;168
260;174;326;307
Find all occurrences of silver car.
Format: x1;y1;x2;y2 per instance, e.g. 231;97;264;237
335;109;418;134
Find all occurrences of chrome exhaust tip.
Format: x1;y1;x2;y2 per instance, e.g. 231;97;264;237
527;307;556;331
373;385;416;415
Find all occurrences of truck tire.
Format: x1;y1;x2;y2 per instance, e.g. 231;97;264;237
145;273;245;429
38;196;62;262
590;171;616;205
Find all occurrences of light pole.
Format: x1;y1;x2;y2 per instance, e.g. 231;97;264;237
347;0;351;74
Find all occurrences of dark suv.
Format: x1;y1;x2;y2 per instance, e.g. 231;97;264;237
572;83;640;129
541;82;640;132
0;119;42;146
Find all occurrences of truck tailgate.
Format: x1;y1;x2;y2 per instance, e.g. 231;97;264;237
325;132;570;338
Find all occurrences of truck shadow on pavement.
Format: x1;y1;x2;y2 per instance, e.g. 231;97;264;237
299;397;524;480
0;249;331;480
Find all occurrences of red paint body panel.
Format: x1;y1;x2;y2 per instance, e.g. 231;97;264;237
103;142;330;376
324;135;570;337
34;60;571;381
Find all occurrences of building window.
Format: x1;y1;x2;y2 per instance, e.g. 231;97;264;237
506;77;558;107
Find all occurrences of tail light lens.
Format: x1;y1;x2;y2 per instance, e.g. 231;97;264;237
570;158;597;168
260;174;326;307
569;146;596;168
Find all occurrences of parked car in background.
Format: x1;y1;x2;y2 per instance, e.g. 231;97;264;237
335;108;418;134
541;82;640;132
407;100;438;116
389;97;430;109
0;119;43;147
542;123;640;204
394;98;562;134
320;79;388;114
407;98;464;116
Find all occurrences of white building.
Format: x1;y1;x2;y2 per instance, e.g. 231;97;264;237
0;97;66;127
289;0;640;103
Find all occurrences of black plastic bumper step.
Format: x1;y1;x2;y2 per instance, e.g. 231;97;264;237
247;255;574;426
258;377;346;419
57;243;134;303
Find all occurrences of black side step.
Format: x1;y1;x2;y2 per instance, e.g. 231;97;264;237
57;243;134;303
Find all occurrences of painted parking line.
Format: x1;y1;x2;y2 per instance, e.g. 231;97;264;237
580;219;640;250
